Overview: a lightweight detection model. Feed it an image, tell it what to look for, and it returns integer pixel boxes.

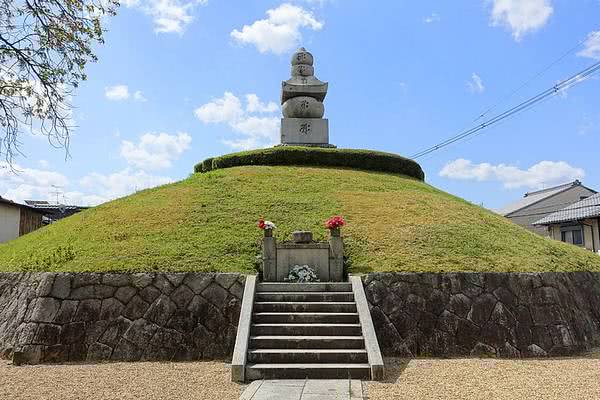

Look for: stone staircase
[244,282,371,380]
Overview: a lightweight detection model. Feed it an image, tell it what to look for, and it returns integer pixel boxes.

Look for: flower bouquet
[325,215,345,236]
[285,264,320,283]
[257,218,276,237]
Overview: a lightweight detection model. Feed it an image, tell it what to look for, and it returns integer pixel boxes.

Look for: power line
[417,35,595,164]
[411,59,600,160]
[413,60,600,159]
[415,38,591,165]
[471,37,591,124]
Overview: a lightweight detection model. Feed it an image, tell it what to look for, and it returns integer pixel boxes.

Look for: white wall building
[498,180,597,235]
[0,197,44,243]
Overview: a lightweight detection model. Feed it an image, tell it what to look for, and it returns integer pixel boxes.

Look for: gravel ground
[3,357,600,400]
[367,357,600,400]
[0,360,244,400]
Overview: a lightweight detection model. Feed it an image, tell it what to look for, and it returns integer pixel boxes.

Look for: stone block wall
[5,271,600,364]
[364,272,600,358]
[0,272,246,364]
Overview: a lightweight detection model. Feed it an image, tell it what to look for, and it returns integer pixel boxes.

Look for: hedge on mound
[194,147,425,180]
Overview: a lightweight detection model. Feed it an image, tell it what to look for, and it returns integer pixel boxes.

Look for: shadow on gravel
[382,358,410,383]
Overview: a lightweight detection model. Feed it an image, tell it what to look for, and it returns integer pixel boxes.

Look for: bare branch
[0,0,118,165]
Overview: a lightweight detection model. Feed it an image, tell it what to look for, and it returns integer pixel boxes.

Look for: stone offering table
[261,230,344,281]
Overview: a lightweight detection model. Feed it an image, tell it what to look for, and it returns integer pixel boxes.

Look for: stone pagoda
[280,47,334,147]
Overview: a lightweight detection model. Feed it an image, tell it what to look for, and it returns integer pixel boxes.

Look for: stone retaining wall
[0,272,246,364]
[4,271,600,364]
[364,272,600,357]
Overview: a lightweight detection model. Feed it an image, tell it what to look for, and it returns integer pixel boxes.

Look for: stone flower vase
[329,227,341,237]
[264,228,273,238]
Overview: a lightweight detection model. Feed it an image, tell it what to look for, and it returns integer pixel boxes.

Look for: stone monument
[280,47,334,147]
[261,229,344,282]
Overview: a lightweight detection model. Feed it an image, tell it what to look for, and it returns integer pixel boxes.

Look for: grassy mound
[1,166,599,273]
[195,147,425,180]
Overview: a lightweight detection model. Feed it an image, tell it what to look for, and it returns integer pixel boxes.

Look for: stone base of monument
[261,230,344,282]
[280,118,332,147]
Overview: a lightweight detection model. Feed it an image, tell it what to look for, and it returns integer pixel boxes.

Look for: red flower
[325,215,346,229]
[257,218,266,229]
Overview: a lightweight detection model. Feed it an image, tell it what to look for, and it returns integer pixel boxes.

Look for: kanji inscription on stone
[299,123,311,135]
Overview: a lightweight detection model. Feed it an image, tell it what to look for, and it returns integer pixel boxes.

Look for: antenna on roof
[50,185,63,205]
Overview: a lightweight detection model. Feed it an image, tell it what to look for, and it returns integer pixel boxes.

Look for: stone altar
[280,48,334,147]
[261,230,344,282]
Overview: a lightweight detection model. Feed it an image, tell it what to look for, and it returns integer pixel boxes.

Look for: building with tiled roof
[534,193,600,253]
[498,180,597,235]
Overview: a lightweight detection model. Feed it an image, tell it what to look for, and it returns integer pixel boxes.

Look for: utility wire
[415,38,591,165]
[471,37,591,124]
[411,60,600,160]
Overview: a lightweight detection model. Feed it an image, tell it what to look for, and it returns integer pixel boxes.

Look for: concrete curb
[232,275,257,382]
[350,275,384,380]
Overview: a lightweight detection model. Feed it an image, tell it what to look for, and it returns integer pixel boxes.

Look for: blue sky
[1,0,599,209]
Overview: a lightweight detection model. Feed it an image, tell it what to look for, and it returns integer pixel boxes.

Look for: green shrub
[194,147,424,180]
[200,157,214,173]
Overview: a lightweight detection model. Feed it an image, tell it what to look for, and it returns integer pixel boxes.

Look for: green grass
[1,165,599,273]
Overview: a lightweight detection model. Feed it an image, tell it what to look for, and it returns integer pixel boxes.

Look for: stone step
[252,323,362,336]
[247,349,369,364]
[249,335,365,349]
[256,282,352,293]
[254,302,357,313]
[253,312,360,324]
[245,363,371,380]
[256,291,354,302]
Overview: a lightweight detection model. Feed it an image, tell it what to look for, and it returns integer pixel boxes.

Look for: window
[573,229,583,246]
[560,226,584,247]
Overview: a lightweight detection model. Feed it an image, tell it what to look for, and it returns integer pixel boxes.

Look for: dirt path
[0,360,243,400]
[367,357,600,400]
[3,357,600,400]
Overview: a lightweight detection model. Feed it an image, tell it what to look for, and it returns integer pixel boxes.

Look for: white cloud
[0,161,76,204]
[489,0,553,41]
[440,159,585,190]
[577,115,600,136]
[105,85,147,102]
[0,161,68,189]
[79,169,173,202]
[578,31,600,60]
[423,13,440,23]
[120,132,192,170]
[467,73,485,93]
[1,162,174,206]
[194,92,245,124]
[228,116,280,149]
[230,3,323,54]
[38,160,49,169]
[302,0,331,6]
[194,92,279,150]
[134,90,147,102]
[246,94,278,113]
[105,85,130,101]
[122,0,207,34]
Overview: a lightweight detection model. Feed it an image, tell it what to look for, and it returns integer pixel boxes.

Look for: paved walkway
[240,379,364,400]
